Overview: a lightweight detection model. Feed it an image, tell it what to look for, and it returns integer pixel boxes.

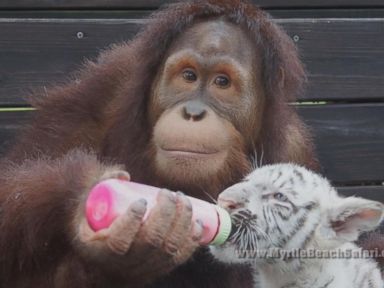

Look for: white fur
[210,163,384,288]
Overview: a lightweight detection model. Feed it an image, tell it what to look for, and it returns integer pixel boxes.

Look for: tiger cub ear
[323,197,384,242]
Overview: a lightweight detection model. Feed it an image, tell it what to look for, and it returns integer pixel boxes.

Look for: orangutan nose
[182,101,207,121]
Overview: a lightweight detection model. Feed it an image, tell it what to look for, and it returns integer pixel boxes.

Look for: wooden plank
[0,110,32,155]
[337,186,384,202]
[0,111,382,202]
[0,103,383,185]
[0,0,384,9]
[1,17,384,106]
[2,8,384,20]
[298,103,384,185]
[0,19,141,106]
[281,18,384,101]
[0,111,381,205]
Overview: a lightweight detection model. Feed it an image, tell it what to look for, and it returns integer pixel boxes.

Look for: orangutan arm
[0,150,105,284]
[0,149,202,287]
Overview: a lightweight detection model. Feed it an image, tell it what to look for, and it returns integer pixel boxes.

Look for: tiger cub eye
[273,192,288,202]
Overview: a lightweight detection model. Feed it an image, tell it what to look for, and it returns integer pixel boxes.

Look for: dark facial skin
[151,20,265,193]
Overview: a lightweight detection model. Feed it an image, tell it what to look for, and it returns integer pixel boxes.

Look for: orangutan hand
[76,170,203,285]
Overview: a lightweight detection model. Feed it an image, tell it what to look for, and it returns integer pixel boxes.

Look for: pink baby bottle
[85,179,232,245]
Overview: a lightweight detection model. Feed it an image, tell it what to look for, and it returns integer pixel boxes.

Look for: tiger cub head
[211,163,383,264]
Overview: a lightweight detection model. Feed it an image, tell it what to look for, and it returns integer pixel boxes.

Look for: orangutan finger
[162,192,193,255]
[173,219,204,264]
[140,189,178,247]
[127,213,202,277]
[106,199,147,255]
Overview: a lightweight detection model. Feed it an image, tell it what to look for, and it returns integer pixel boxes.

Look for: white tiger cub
[210,163,384,288]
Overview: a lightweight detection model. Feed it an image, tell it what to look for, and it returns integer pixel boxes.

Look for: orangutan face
[150,20,265,189]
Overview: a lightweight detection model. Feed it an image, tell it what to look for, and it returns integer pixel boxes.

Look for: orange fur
[0,1,330,287]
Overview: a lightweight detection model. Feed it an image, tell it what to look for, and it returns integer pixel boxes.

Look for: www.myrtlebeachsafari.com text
[236,248,384,259]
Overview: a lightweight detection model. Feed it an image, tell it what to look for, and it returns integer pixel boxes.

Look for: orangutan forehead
[167,19,258,65]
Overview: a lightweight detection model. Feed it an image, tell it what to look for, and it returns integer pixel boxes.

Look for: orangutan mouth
[159,146,220,157]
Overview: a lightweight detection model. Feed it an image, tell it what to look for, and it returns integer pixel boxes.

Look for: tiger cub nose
[217,188,248,211]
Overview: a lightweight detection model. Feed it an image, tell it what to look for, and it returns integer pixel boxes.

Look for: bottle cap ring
[210,206,232,245]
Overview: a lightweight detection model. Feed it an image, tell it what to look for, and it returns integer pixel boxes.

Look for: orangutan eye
[214,75,230,88]
[182,69,197,82]
[273,192,288,202]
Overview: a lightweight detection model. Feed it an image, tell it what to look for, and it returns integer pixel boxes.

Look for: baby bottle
[85,179,232,245]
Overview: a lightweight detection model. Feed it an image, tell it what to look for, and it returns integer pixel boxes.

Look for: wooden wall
[0,0,383,200]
